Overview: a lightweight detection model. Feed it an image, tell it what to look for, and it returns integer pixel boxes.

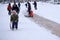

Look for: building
[0,0,60,4]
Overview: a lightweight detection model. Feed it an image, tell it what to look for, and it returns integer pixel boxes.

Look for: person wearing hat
[12,2,19,14]
[7,3,12,15]
[10,10,19,30]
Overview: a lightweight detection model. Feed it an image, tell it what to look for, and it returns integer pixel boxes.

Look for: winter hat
[12,10,16,14]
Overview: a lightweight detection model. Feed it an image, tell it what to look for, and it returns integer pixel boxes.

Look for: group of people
[7,2,20,15]
[7,2,20,30]
[7,1,37,30]
[25,1,37,17]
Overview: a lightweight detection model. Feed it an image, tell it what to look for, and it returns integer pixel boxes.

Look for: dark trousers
[34,6,37,10]
[12,22,18,29]
[8,10,11,15]
[28,10,31,16]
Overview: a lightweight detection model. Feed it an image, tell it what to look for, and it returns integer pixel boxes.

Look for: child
[10,10,19,30]
[7,3,12,15]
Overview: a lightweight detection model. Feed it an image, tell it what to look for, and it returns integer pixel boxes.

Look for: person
[27,2,31,16]
[7,3,12,15]
[12,2,19,14]
[33,1,37,10]
[10,10,19,30]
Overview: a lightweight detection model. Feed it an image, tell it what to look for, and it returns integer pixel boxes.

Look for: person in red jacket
[7,3,12,15]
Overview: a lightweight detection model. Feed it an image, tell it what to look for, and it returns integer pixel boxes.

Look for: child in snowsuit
[7,3,12,15]
[10,10,19,30]
[33,1,37,10]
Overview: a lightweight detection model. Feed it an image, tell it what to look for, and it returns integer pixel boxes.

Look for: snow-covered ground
[31,2,60,24]
[0,2,60,40]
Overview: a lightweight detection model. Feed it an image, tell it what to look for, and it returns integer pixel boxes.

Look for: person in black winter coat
[12,2,19,14]
[33,1,37,10]
[27,2,31,16]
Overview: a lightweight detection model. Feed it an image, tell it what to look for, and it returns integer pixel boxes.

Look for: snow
[0,2,60,40]
[31,2,60,24]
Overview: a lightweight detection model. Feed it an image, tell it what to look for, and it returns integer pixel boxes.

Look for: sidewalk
[28,14,60,37]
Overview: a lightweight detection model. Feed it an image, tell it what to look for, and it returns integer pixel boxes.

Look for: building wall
[0,0,58,2]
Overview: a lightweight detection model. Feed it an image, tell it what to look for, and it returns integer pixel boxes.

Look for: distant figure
[10,10,19,30]
[33,1,37,10]
[25,2,34,17]
[7,3,12,15]
[12,2,19,14]
[27,2,31,16]
[18,2,21,8]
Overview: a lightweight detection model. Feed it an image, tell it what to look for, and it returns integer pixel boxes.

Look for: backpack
[30,11,34,17]
[7,5,12,11]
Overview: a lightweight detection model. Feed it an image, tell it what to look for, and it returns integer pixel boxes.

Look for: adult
[12,2,19,14]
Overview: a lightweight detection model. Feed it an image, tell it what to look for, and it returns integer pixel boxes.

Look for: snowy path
[0,3,60,40]
[28,14,60,37]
